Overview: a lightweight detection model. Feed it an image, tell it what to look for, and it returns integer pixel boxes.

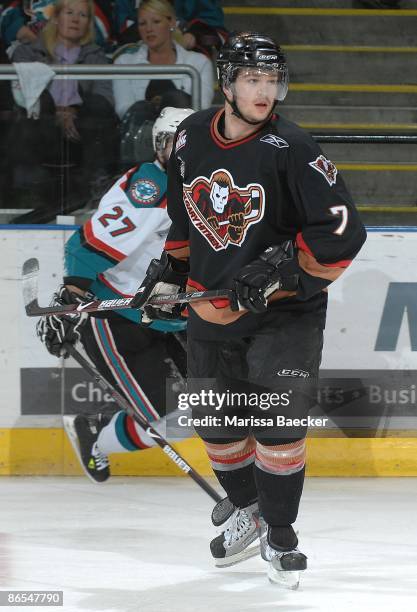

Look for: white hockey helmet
[152,106,195,152]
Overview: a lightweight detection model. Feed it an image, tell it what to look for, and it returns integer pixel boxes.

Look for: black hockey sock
[213,463,258,509]
[254,465,305,525]
[268,525,298,551]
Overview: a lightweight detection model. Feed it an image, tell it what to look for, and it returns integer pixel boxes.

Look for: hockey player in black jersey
[133,33,367,587]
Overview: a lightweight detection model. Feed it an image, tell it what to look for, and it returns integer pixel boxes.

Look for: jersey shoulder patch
[125,162,167,208]
[309,155,338,186]
[129,177,161,206]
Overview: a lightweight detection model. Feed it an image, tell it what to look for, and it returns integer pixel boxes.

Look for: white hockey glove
[36,286,90,358]
[131,252,189,324]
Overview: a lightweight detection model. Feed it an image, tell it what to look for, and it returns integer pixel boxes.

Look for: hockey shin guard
[254,438,306,525]
[204,437,258,507]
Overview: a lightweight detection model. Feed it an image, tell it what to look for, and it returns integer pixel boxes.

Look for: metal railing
[0,63,415,223]
[313,134,417,144]
[0,64,202,110]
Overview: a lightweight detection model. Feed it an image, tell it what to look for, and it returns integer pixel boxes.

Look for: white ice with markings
[0,477,416,612]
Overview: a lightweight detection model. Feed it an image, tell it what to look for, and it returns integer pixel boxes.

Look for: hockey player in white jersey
[37,107,194,483]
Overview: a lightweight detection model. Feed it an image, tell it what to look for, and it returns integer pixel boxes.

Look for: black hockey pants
[80,314,186,422]
[187,310,324,525]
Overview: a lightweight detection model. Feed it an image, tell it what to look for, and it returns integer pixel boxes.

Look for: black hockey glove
[36,286,90,358]
[131,252,189,323]
[233,241,298,313]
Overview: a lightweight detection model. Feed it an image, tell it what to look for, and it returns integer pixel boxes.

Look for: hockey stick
[218,208,260,226]
[21,260,221,502]
[22,258,234,317]
[64,344,221,502]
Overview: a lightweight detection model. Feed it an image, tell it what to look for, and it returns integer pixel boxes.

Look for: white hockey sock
[97,410,177,454]
[97,412,129,454]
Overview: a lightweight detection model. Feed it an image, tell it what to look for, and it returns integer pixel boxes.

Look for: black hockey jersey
[165,108,366,339]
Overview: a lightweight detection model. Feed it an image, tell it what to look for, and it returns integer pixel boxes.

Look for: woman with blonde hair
[9,0,119,213]
[41,0,96,53]
[114,0,228,58]
[113,0,214,120]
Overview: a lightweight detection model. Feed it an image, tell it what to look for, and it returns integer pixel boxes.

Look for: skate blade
[267,565,301,590]
[214,541,260,567]
[63,415,103,485]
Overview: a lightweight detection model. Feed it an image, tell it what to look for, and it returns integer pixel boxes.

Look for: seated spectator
[113,0,214,121]
[113,0,138,44]
[175,0,228,58]
[114,0,228,57]
[0,0,54,48]
[0,0,113,51]
[8,0,119,210]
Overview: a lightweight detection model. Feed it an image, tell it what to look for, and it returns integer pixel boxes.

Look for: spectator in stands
[0,0,113,52]
[175,0,228,58]
[114,0,227,58]
[113,0,139,44]
[8,0,119,209]
[113,0,214,121]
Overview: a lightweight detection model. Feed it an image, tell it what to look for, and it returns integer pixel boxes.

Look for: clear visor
[223,65,289,102]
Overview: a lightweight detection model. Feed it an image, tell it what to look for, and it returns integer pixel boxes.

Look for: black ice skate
[260,521,307,589]
[210,501,261,567]
[64,414,110,483]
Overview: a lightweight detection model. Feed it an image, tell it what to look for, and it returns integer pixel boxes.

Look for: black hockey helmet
[216,32,288,102]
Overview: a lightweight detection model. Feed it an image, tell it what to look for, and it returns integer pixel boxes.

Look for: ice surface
[0,477,416,612]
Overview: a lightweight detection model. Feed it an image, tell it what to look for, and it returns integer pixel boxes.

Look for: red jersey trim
[187,278,205,291]
[210,109,268,150]
[126,415,148,449]
[119,166,139,191]
[188,277,230,309]
[296,233,314,257]
[296,232,352,269]
[165,239,190,250]
[83,219,125,262]
[98,273,133,298]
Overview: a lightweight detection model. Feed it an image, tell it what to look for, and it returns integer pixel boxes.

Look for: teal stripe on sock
[95,319,155,422]
[114,412,138,452]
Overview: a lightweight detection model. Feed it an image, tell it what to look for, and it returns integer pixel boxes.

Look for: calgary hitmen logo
[309,155,338,186]
[183,169,265,251]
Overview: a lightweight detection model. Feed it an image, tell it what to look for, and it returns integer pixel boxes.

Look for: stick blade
[22,257,39,277]
[22,258,40,312]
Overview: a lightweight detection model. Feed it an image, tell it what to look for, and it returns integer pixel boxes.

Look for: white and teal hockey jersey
[65,160,185,332]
